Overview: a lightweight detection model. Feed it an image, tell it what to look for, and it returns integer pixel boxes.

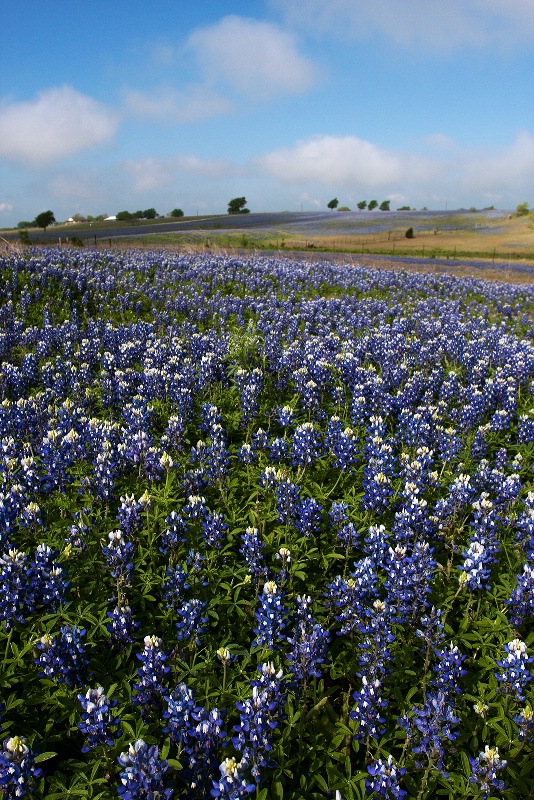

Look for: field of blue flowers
[0,247,533,800]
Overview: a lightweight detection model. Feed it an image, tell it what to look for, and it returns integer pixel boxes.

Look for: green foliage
[34,210,55,230]
[68,236,84,247]
[367,200,378,210]
[337,206,351,212]
[379,200,391,211]
[228,197,250,214]
[169,208,184,218]
[18,229,31,245]
[116,210,133,221]
[397,205,411,211]
[405,226,414,238]
[357,201,367,210]
[327,198,339,210]
[17,220,33,229]
[516,202,529,216]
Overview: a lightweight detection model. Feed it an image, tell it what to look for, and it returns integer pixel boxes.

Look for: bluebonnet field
[0,247,533,800]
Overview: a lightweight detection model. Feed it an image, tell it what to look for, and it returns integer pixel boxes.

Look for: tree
[116,211,133,221]
[337,206,351,211]
[357,201,367,210]
[170,208,184,218]
[143,208,157,219]
[379,200,390,211]
[397,206,411,211]
[327,198,339,210]
[516,202,529,216]
[19,229,31,245]
[368,200,378,211]
[34,210,55,231]
[405,227,414,239]
[17,220,33,229]
[228,197,250,214]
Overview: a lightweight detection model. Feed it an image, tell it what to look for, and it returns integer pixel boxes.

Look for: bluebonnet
[107,603,140,646]
[253,581,286,649]
[35,625,89,687]
[350,676,388,742]
[286,595,330,690]
[163,681,226,797]
[232,686,279,783]
[28,543,69,612]
[268,437,288,464]
[290,422,321,467]
[116,494,143,536]
[295,497,323,539]
[399,643,465,777]
[211,757,255,799]
[276,405,294,428]
[133,635,170,717]
[117,740,173,800]
[162,564,190,612]
[468,745,507,800]
[240,527,266,580]
[275,478,300,527]
[366,754,406,799]
[0,736,42,800]
[384,541,436,625]
[183,495,207,521]
[159,511,187,556]
[78,686,121,752]
[495,638,533,701]
[176,599,209,647]
[162,681,197,744]
[102,530,135,585]
[0,549,29,629]
[258,466,278,489]
[236,443,257,465]
[514,704,534,742]
[507,563,534,628]
[329,501,349,527]
[202,512,228,548]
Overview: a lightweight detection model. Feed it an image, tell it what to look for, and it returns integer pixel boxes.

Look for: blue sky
[2,0,534,226]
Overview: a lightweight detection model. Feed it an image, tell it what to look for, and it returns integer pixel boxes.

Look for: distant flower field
[0,247,533,799]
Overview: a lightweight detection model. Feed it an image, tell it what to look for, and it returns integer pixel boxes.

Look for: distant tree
[95,214,107,221]
[379,200,391,211]
[17,220,33,229]
[34,210,56,231]
[132,210,144,219]
[143,208,158,219]
[516,202,529,216]
[18,229,31,245]
[170,208,184,218]
[116,211,133,221]
[357,201,367,210]
[327,198,339,210]
[368,200,378,211]
[228,197,250,214]
[468,207,477,212]
[337,206,351,211]
[397,206,411,211]
[405,227,414,239]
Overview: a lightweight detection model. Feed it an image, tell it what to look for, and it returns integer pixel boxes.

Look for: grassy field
[107,210,534,263]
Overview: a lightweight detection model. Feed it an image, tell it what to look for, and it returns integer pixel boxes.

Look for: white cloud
[186,15,316,98]
[124,155,239,192]
[0,202,13,213]
[462,130,534,193]
[123,84,233,123]
[273,0,534,50]
[257,135,438,187]
[0,86,119,166]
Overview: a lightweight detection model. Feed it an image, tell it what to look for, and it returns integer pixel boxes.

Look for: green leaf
[34,751,58,763]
